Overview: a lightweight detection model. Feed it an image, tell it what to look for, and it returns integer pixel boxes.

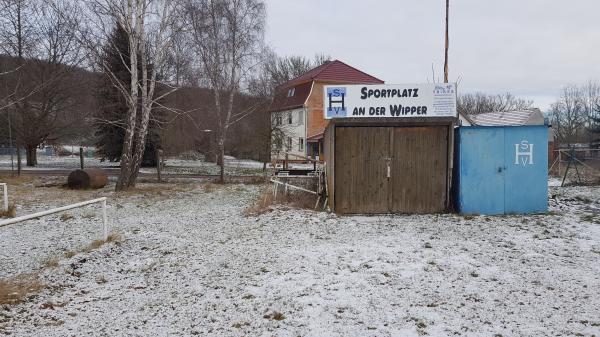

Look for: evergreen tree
[95,24,161,166]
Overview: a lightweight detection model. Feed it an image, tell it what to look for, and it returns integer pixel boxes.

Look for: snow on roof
[470,109,544,126]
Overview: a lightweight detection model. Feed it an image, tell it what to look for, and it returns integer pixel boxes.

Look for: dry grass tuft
[0,204,17,218]
[0,174,34,185]
[202,182,230,193]
[117,183,193,197]
[60,212,74,221]
[44,257,60,268]
[244,187,319,216]
[0,274,44,305]
[62,233,123,259]
[244,176,267,185]
[244,187,275,216]
[203,183,217,193]
[64,251,76,258]
[83,233,122,252]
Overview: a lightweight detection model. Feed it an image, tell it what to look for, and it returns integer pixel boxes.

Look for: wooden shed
[324,117,456,214]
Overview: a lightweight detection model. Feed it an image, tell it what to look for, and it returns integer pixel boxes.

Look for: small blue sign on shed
[454,126,548,215]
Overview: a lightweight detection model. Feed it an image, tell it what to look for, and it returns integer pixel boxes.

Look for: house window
[286,137,292,150]
[287,112,293,124]
[275,114,282,126]
[274,137,282,150]
[287,88,295,97]
[298,138,304,151]
[298,110,304,125]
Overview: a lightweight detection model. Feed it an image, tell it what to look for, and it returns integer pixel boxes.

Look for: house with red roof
[268,60,384,160]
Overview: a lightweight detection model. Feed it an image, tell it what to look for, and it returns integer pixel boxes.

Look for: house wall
[305,81,329,138]
[271,107,307,160]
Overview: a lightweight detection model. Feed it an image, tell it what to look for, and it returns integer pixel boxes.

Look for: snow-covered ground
[0,178,599,336]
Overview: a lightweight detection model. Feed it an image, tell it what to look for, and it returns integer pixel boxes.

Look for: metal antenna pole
[444,0,450,83]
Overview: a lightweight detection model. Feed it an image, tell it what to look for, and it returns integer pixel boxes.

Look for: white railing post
[0,183,7,212]
[0,197,109,241]
[102,198,108,241]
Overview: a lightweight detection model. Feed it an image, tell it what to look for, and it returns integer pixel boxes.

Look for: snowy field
[0,177,599,336]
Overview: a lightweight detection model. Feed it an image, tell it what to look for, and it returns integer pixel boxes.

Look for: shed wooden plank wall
[390,126,447,213]
[324,118,455,214]
[335,127,390,213]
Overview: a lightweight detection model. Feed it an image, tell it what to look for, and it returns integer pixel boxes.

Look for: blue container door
[459,128,505,215]
[503,126,548,214]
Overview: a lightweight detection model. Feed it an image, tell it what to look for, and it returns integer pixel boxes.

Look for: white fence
[0,197,109,241]
[0,183,7,212]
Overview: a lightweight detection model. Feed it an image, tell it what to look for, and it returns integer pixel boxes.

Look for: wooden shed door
[390,126,448,213]
[335,127,390,213]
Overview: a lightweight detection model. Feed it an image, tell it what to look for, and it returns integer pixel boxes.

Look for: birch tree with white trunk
[81,0,182,190]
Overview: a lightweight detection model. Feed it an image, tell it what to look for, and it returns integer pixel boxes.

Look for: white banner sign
[323,83,457,119]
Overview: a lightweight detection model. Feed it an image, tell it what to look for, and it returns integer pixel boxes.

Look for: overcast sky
[264,0,600,111]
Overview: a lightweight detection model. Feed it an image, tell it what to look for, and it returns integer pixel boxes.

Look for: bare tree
[580,80,600,141]
[80,0,182,190]
[457,92,534,116]
[186,0,266,183]
[248,50,330,98]
[0,0,88,166]
[550,85,585,145]
[0,0,36,172]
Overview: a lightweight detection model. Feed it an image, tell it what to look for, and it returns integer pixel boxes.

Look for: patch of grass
[245,185,320,216]
[0,204,16,218]
[43,257,60,268]
[60,213,74,221]
[202,183,219,193]
[0,174,34,185]
[63,233,122,259]
[574,195,593,204]
[263,311,285,321]
[83,233,122,252]
[0,274,44,305]
[244,176,267,185]
[244,187,275,216]
[116,183,193,197]
[580,214,600,224]
[232,321,250,329]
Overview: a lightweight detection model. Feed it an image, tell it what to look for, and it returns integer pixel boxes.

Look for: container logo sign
[326,87,347,118]
[515,140,534,165]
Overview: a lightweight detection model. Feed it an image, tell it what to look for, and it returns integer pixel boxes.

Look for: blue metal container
[455,126,548,215]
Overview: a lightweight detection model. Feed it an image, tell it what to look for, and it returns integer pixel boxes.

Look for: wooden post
[156,149,162,183]
[16,142,21,176]
[79,147,84,169]
[558,150,562,176]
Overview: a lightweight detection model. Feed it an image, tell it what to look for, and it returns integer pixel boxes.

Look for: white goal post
[0,183,7,212]
[0,197,109,241]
